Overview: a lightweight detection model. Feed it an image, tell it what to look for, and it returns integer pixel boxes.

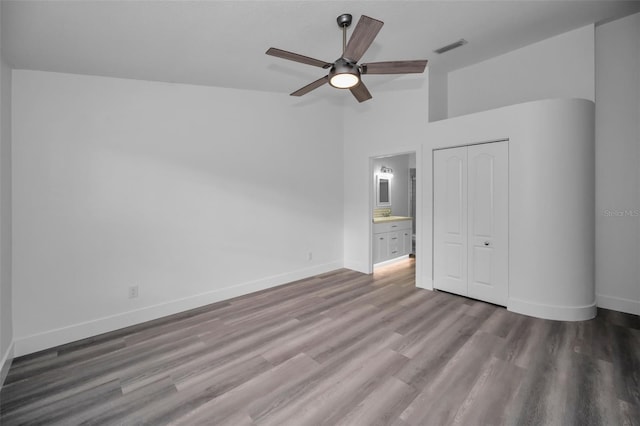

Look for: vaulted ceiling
[3,1,639,96]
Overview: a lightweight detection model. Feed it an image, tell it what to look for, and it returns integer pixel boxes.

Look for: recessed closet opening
[432,140,509,306]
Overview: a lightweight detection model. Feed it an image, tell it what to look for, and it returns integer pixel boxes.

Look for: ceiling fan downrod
[336,13,352,55]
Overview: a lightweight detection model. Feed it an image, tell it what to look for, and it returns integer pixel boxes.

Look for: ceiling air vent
[434,39,468,54]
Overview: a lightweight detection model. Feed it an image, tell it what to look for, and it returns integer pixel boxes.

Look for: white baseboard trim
[508,297,597,321]
[343,259,370,274]
[1,340,14,388]
[14,260,343,357]
[596,293,640,316]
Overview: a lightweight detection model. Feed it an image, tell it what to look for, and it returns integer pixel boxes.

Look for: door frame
[423,138,509,291]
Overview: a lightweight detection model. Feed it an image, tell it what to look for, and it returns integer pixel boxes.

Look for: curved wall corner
[422,98,596,321]
[507,99,596,321]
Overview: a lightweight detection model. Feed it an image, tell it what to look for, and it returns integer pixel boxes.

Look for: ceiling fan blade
[266,48,332,68]
[350,81,372,103]
[362,60,428,75]
[290,76,329,96]
[343,15,384,63]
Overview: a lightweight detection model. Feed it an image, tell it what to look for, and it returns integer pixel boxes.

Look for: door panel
[471,154,494,238]
[467,142,509,306]
[445,243,465,279]
[445,158,465,236]
[433,147,467,296]
[471,246,492,285]
[374,234,388,264]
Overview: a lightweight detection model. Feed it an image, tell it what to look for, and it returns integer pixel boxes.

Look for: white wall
[428,68,447,122]
[448,25,595,118]
[12,70,344,355]
[0,2,14,384]
[343,74,428,277]
[595,13,640,315]
[373,154,413,218]
[423,99,596,321]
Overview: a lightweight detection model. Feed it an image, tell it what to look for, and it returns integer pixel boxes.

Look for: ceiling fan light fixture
[329,58,360,89]
[330,73,359,89]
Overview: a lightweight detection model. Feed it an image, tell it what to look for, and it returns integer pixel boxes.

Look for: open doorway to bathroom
[371,152,417,276]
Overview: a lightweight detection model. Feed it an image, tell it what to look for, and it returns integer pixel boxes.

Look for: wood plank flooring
[1,259,639,425]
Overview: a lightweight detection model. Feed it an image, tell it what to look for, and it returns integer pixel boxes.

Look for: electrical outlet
[307,252,313,261]
[128,285,139,299]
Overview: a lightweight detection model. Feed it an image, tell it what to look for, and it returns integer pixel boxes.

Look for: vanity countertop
[373,216,412,223]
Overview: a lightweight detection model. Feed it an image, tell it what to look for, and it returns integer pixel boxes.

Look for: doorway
[371,152,417,274]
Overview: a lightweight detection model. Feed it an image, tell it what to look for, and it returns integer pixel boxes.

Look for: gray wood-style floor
[1,259,639,425]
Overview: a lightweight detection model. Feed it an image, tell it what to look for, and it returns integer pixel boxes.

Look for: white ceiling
[3,0,639,96]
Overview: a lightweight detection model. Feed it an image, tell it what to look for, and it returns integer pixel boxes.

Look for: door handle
[484,241,490,246]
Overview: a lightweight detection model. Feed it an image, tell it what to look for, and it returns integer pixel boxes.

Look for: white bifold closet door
[433,141,508,306]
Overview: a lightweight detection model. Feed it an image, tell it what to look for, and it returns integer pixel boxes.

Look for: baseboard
[596,293,640,316]
[343,259,371,274]
[14,260,343,357]
[1,341,14,388]
[508,297,597,321]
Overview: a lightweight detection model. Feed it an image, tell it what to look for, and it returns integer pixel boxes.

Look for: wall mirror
[376,175,392,207]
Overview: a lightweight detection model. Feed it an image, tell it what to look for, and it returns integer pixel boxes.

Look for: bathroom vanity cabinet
[373,219,412,264]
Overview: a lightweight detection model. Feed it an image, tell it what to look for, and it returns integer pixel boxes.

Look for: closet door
[467,142,509,306]
[433,141,509,306]
[433,146,468,296]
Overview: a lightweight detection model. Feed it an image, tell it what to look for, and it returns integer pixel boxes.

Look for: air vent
[434,39,468,55]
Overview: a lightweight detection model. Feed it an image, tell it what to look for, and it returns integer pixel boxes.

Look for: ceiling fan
[266,13,428,103]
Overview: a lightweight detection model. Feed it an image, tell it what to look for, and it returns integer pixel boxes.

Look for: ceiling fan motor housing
[328,58,360,88]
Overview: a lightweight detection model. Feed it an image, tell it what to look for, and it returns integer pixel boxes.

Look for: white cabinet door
[373,233,388,264]
[467,142,509,306]
[433,142,508,306]
[433,146,468,296]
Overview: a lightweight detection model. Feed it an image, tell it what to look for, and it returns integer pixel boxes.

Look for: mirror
[376,175,391,207]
